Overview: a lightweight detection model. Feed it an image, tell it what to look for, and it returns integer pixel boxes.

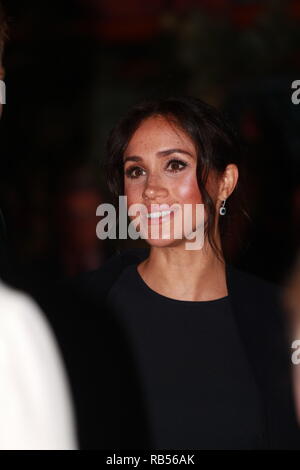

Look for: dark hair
[105,96,249,261]
[0,1,8,60]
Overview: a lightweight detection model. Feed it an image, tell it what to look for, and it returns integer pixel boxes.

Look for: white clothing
[0,281,77,449]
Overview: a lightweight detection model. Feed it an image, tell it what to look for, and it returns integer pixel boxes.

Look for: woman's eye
[125,166,145,179]
[166,159,187,173]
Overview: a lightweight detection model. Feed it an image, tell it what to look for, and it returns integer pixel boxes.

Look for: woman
[57,97,300,449]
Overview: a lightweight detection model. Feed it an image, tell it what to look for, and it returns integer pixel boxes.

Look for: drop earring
[219,199,226,216]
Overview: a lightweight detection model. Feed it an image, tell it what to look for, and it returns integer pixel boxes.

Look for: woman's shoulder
[227,264,280,297]
[76,248,148,291]
[226,264,288,335]
[57,248,149,308]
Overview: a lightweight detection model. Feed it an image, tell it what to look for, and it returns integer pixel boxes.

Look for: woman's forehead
[124,115,196,157]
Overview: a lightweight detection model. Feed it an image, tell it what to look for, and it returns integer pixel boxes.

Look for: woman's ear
[218,164,239,201]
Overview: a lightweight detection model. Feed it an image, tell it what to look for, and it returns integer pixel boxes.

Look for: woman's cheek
[175,173,202,203]
[124,182,143,208]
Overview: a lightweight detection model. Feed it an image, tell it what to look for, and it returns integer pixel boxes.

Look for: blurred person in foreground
[0,4,76,449]
[284,253,300,425]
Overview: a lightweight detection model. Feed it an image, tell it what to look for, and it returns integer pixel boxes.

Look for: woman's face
[123,115,209,248]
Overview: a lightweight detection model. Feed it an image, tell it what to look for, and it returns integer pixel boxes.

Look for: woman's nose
[142,175,168,201]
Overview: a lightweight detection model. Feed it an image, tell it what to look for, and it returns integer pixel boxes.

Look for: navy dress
[107,263,266,449]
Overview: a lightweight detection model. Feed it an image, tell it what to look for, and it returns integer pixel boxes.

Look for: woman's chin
[143,236,184,249]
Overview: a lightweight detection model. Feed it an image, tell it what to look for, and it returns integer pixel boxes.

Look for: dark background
[0,0,300,301]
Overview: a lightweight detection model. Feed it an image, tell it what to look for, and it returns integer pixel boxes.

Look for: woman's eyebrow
[123,148,194,164]
[123,155,142,164]
[156,148,194,158]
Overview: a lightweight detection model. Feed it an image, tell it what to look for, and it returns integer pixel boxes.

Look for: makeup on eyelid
[124,158,188,179]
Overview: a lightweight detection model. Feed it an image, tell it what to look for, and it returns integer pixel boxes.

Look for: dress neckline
[133,263,229,306]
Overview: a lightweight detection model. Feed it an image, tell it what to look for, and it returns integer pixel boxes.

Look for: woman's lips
[143,205,180,226]
[146,209,174,225]
[128,203,181,228]
[147,210,171,219]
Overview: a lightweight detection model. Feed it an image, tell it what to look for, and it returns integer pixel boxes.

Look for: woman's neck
[137,240,228,302]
